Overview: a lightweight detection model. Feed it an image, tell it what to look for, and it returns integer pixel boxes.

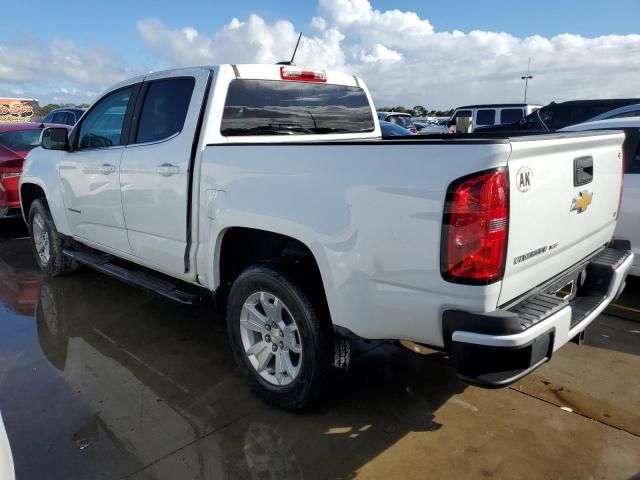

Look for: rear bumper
[443,243,634,387]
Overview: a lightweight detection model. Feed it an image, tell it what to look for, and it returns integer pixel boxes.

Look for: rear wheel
[226,263,333,410]
[28,199,78,276]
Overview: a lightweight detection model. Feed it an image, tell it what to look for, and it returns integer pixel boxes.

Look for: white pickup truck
[20,64,633,409]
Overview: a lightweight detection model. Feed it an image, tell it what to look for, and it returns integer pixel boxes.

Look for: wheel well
[218,227,330,320]
[20,183,46,217]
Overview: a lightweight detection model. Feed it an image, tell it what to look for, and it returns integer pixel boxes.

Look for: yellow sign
[571,190,593,214]
[0,98,37,124]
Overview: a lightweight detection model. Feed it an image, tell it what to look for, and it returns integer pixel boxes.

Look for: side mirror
[518,118,527,128]
[447,120,455,127]
[42,127,69,151]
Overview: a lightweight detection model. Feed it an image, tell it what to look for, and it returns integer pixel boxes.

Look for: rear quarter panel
[197,141,511,346]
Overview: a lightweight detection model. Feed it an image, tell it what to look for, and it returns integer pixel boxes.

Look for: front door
[120,69,210,276]
[59,85,136,253]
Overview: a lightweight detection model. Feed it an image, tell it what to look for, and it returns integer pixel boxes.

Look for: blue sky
[2,0,639,107]
[2,0,637,64]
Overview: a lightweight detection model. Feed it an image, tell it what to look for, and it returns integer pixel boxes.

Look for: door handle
[98,164,116,175]
[156,163,180,177]
[574,156,594,186]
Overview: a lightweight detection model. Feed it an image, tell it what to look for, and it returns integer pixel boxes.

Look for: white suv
[447,104,541,132]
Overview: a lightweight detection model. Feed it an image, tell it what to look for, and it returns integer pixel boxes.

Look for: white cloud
[310,16,327,32]
[0,38,133,105]
[134,1,640,109]
[2,0,640,109]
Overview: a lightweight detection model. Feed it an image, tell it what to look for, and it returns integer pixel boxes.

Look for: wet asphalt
[0,218,639,480]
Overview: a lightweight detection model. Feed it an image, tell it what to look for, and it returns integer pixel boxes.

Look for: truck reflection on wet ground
[0,219,639,480]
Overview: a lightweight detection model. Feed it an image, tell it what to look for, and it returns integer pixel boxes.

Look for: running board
[63,249,200,305]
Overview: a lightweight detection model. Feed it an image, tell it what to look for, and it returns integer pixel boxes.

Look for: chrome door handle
[99,164,116,175]
[156,163,180,177]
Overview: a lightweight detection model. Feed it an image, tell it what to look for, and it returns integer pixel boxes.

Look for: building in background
[0,99,39,124]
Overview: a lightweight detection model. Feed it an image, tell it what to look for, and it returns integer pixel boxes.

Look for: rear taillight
[0,159,23,180]
[441,169,509,284]
[0,172,20,179]
[617,150,624,219]
[280,66,327,82]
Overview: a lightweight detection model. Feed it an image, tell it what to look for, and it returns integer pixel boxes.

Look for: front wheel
[28,199,78,276]
[226,263,333,410]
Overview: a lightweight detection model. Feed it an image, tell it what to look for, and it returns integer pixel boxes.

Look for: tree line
[377,106,454,117]
[32,103,90,119]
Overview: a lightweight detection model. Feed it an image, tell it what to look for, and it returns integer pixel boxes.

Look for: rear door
[119,68,211,277]
[499,132,625,304]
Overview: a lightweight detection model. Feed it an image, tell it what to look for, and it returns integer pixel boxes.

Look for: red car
[0,122,70,218]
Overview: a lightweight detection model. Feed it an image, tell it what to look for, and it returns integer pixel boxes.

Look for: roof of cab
[455,103,542,109]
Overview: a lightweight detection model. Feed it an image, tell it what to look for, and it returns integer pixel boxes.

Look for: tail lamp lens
[441,169,509,284]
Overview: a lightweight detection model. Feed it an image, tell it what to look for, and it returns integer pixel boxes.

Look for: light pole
[521,57,533,103]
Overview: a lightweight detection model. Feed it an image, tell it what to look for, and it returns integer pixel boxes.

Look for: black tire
[226,262,333,410]
[28,198,78,276]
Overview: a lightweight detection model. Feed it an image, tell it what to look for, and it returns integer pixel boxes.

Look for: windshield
[0,129,42,152]
[221,79,375,136]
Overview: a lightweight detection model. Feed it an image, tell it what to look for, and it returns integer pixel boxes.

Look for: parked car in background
[42,108,85,126]
[478,99,640,134]
[582,104,640,123]
[445,104,541,133]
[414,121,447,134]
[0,123,70,218]
[561,117,640,276]
[377,112,417,133]
[380,120,414,136]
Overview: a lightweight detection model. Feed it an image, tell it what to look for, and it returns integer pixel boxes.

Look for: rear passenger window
[136,78,195,144]
[500,108,524,124]
[476,109,495,126]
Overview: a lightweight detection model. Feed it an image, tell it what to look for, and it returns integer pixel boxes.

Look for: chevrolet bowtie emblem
[571,190,593,214]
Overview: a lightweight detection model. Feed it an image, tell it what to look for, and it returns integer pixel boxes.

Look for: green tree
[412,105,426,117]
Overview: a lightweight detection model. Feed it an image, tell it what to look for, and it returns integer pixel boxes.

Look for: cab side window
[451,110,471,122]
[135,78,195,144]
[500,108,524,124]
[77,87,133,150]
[476,109,495,126]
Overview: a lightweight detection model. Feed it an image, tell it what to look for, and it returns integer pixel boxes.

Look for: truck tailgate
[499,131,625,305]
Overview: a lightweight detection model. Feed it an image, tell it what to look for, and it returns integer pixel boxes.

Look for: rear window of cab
[221,79,375,136]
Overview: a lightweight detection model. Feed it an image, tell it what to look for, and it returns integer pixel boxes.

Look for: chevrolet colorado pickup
[20,64,633,409]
